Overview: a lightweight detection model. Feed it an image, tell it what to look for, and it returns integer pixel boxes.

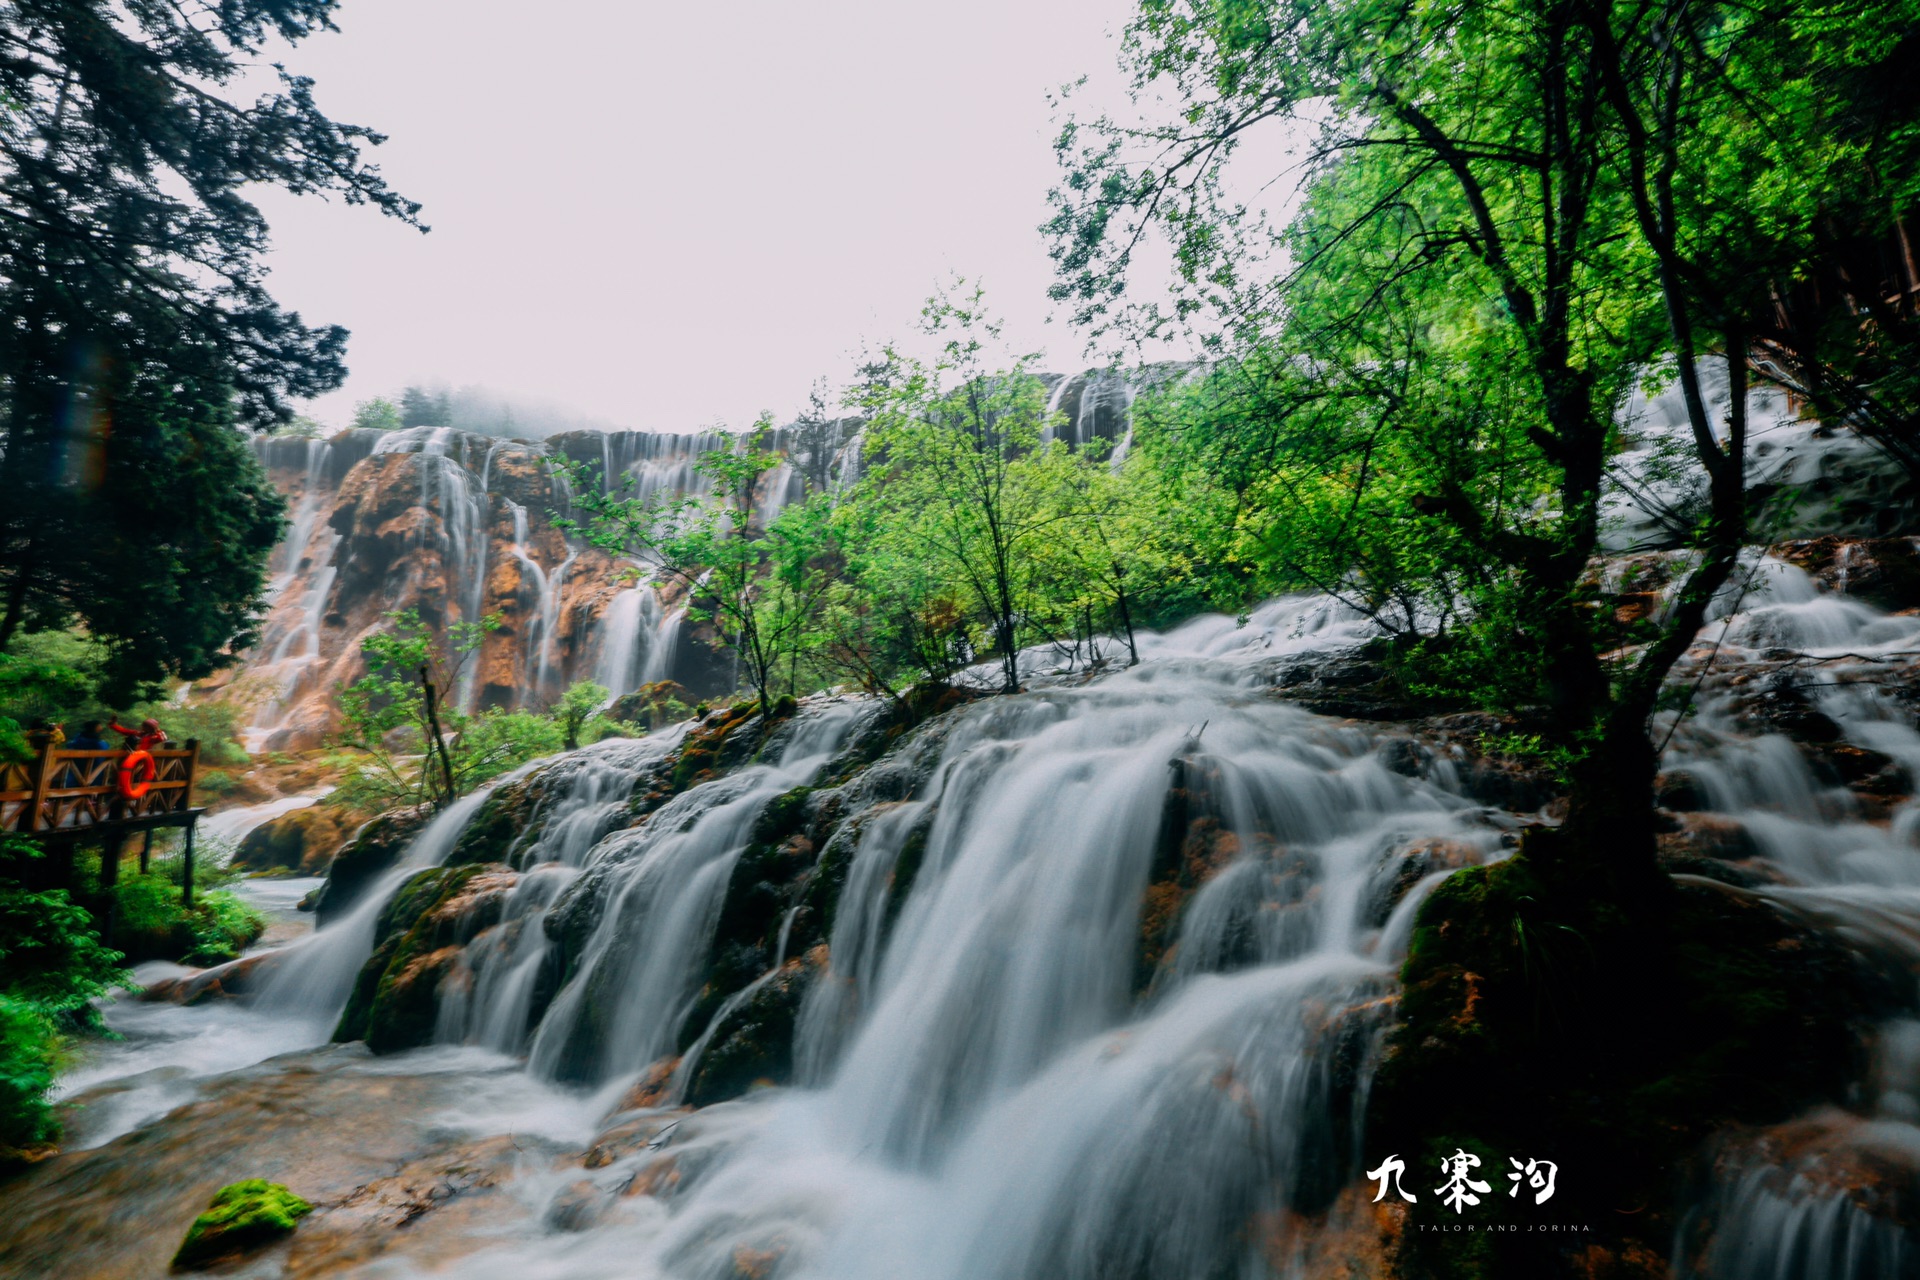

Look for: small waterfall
[590,578,670,701]
[433,735,686,1054]
[526,705,867,1082]
[251,788,491,1026]
[1663,561,1920,1275]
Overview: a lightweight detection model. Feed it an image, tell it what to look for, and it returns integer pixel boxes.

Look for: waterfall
[1659,559,1920,1276]
[243,436,343,750]
[432,734,687,1054]
[317,613,1505,1280]
[525,705,869,1082]
[251,788,494,1026]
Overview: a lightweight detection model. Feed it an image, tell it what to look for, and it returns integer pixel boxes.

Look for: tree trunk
[420,666,457,806]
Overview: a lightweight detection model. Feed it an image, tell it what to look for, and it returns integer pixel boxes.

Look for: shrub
[111,875,264,966]
[0,998,61,1159]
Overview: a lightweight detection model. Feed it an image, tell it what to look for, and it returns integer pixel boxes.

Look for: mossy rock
[310,806,433,926]
[685,951,822,1107]
[449,774,540,867]
[333,863,515,1051]
[1370,843,1898,1280]
[171,1179,312,1271]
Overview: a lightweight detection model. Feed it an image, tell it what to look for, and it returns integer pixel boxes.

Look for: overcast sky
[252,0,1154,433]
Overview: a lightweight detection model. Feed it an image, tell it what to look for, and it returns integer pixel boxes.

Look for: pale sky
[252,0,1154,434]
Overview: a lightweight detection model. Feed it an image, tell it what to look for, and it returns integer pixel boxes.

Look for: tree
[841,286,1066,694]
[1042,0,1920,879]
[351,397,404,432]
[568,431,834,714]
[552,680,610,751]
[0,0,420,697]
[336,610,500,809]
[399,386,451,428]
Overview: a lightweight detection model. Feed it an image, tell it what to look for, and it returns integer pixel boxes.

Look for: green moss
[171,1179,311,1270]
[449,776,537,867]
[332,865,486,1046]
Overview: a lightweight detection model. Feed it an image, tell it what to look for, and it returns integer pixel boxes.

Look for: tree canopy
[0,0,419,697]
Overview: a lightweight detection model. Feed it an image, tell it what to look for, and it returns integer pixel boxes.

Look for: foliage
[0,833,129,1160]
[0,998,61,1156]
[0,884,128,1009]
[110,875,265,968]
[568,429,836,712]
[334,616,621,806]
[335,609,499,808]
[0,0,418,694]
[553,680,610,751]
[352,397,404,432]
[1043,0,1920,868]
[172,1180,314,1270]
[400,386,451,428]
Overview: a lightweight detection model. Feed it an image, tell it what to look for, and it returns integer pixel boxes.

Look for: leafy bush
[0,883,128,1007]
[0,998,61,1157]
[110,875,264,967]
[194,769,239,796]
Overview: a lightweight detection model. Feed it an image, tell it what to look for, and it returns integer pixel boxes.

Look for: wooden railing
[0,741,200,836]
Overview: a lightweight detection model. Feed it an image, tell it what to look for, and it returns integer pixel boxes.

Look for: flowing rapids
[50,572,1920,1277]
[1661,559,1920,1280]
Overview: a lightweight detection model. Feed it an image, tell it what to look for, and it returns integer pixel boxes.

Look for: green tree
[1043,0,1920,878]
[553,680,610,751]
[568,429,834,713]
[336,610,499,809]
[841,286,1066,694]
[0,0,420,697]
[351,397,404,432]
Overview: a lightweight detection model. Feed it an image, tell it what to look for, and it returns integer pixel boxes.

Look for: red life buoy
[117,750,155,800]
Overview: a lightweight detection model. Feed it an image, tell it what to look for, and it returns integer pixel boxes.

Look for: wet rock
[1658,812,1763,863]
[310,806,433,927]
[1656,769,1706,811]
[448,770,544,867]
[139,950,284,1005]
[171,1178,312,1271]
[332,864,518,1051]
[0,1045,550,1280]
[232,804,360,874]
[684,947,827,1107]
[1136,752,1250,989]
[1362,836,1484,928]
[544,1178,614,1232]
[1778,536,1920,611]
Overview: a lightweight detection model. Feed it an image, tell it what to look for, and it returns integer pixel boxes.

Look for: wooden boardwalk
[1,741,206,915]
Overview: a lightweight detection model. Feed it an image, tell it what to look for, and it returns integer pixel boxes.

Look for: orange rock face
[226,427,735,749]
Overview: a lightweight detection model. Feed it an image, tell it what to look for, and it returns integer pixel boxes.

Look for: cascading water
[1656,558,1920,1277]
[525,704,870,1083]
[293,601,1516,1280]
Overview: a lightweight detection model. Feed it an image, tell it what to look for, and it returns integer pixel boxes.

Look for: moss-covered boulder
[685,946,825,1107]
[310,806,433,926]
[230,804,360,874]
[170,1179,312,1271]
[1369,846,1897,1280]
[332,863,518,1052]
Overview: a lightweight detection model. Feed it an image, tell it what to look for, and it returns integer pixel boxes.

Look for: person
[68,721,109,751]
[24,719,65,752]
[110,716,169,752]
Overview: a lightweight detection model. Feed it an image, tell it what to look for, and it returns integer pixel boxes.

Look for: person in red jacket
[110,717,169,752]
